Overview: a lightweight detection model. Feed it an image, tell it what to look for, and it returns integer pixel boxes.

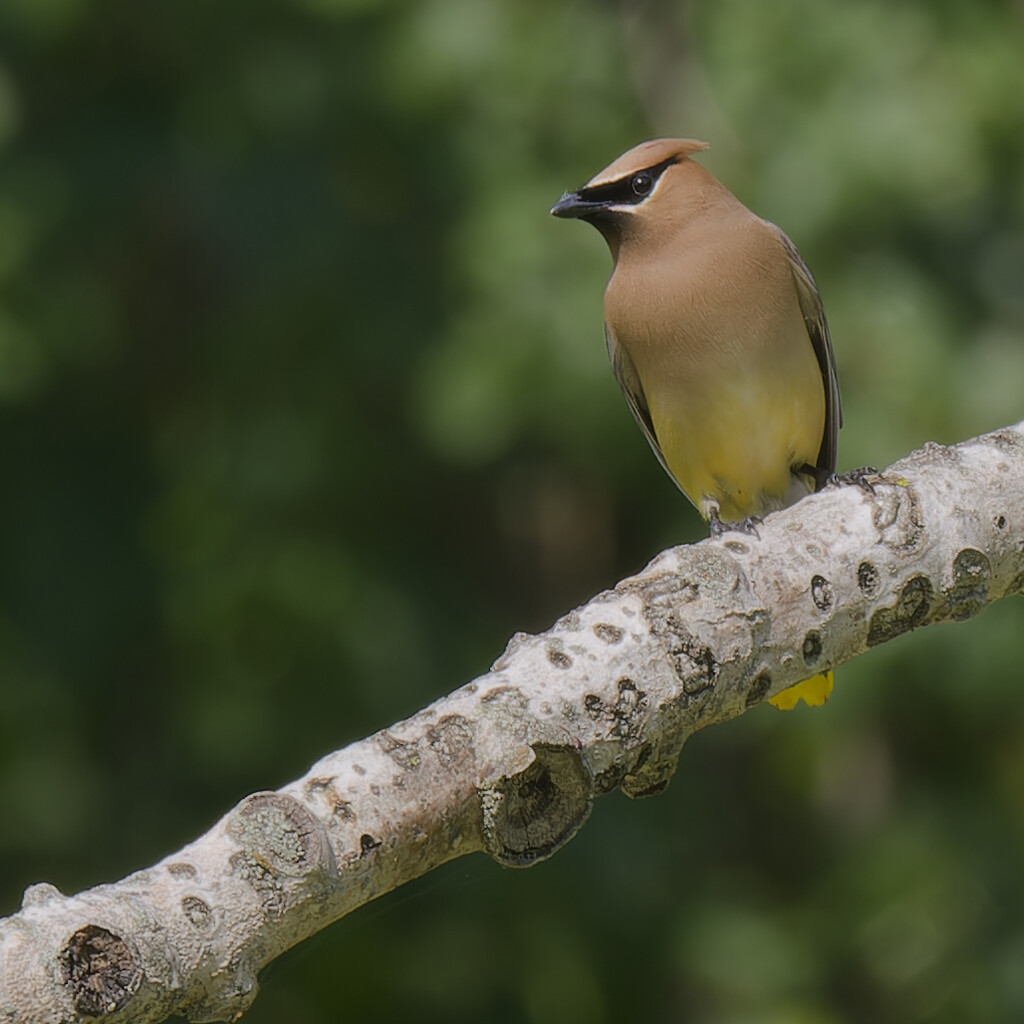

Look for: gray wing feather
[605,324,699,512]
[773,227,842,477]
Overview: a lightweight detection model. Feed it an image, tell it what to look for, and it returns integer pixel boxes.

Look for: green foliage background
[1,1,1024,1021]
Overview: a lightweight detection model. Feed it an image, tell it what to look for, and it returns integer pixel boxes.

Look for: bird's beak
[550,191,606,219]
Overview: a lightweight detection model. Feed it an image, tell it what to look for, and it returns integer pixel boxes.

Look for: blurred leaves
[0,0,1022,1021]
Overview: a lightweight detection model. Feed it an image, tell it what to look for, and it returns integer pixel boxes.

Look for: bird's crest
[585,138,709,189]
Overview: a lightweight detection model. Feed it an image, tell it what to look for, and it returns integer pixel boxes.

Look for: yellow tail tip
[767,670,834,711]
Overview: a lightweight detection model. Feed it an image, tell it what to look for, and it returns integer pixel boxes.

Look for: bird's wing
[774,226,843,477]
[605,323,699,512]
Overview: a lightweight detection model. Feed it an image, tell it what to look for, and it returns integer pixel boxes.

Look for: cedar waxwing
[552,139,841,709]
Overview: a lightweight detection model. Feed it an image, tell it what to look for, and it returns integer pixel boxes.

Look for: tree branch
[2,422,1023,1024]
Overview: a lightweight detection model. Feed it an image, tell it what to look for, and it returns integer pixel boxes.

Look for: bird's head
[550,138,711,258]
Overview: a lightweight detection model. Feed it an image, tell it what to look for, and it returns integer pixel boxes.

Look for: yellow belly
[645,337,826,522]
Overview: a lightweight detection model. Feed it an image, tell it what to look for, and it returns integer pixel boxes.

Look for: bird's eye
[631,171,653,197]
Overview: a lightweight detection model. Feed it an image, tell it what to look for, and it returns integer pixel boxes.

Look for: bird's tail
[768,670,833,710]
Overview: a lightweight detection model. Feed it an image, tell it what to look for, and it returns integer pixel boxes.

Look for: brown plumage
[551,138,841,526]
[552,138,841,708]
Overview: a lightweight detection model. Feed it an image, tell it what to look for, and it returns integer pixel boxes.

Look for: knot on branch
[479,743,593,867]
[228,792,337,916]
[59,924,142,1017]
[867,574,934,646]
[946,548,991,620]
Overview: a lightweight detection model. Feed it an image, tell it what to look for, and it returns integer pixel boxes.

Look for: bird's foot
[827,466,879,495]
[709,512,763,539]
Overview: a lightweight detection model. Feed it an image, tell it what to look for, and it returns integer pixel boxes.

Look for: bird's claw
[827,466,879,495]
[709,513,763,539]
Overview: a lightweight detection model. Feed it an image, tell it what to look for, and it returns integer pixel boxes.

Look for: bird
[551,138,841,710]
